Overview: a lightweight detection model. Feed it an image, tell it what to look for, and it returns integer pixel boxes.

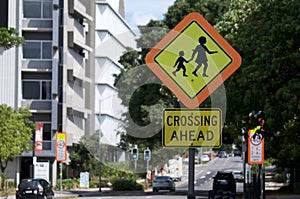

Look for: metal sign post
[145,12,241,199]
[188,148,195,199]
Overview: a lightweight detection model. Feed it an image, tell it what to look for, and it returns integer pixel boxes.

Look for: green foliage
[0,104,34,175]
[55,178,79,190]
[273,173,284,183]
[0,28,24,50]
[115,0,300,182]
[69,132,110,177]
[111,179,144,191]
[89,179,108,188]
[220,0,300,173]
[164,0,228,28]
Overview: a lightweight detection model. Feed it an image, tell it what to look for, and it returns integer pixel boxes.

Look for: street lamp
[98,99,102,192]
[97,95,115,192]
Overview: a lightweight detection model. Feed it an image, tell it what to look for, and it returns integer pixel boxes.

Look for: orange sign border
[56,132,67,162]
[248,130,264,164]
[145,12,242,108]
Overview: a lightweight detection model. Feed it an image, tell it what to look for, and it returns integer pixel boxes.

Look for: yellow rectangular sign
[163,108,222,147]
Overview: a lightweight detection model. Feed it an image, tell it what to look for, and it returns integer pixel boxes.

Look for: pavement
[1,187,300,199]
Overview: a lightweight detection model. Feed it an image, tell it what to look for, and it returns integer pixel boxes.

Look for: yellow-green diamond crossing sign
[146,12,242,108]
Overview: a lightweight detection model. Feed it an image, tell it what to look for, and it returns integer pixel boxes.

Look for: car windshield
[233,171,242,175]
[216,173,233,179]
[155,176,171,181]
[19,180,39,189]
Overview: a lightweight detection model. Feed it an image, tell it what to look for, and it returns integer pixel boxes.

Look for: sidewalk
[2,188,300,198]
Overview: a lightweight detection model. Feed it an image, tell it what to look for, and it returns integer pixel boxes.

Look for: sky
[124,0,176,30]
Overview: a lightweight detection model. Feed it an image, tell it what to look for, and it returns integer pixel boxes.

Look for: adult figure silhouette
[189,36,217,77]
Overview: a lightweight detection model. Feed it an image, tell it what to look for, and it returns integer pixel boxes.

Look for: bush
[55,178,79,190]
[89,179,108,188]
[112,179,143,191]
[273,173,284,183]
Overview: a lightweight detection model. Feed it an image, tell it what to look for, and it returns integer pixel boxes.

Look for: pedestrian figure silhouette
[189,36,217,77]
[172,51,189,77]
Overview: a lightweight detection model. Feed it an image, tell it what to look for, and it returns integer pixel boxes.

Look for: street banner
[35,123,44,153]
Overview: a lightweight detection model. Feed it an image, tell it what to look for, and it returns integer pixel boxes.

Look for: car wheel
[153,188,157,192]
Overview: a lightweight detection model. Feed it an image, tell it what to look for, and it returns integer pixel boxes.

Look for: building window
[23,0,53,19]
[43,123,51,140]
[22,80,52,100]
[0,0,8,27]
[42,123,52,150]
[23,41,52,59]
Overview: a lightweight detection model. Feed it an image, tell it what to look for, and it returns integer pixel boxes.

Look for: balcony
[22,19,52,31]
[22,59,52,70]
[68,0,92,21]
[21,100,52,112]
[68,19,92,52]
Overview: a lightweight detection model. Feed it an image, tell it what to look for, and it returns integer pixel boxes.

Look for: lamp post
[242,127,247,199]
[98,99,102,192]
[97,95,113,192]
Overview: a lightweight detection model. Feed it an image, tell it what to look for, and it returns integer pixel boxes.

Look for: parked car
[152,176,175,192]
[233,149,242,157]
[213,171,236,195]
[16,178,54,199]
[218,151,227,158]
[233,171,244,182]
[201,155,210,162]
[202,151,212,160]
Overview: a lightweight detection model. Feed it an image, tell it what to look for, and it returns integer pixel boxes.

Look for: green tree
[217,0,300,185]
[69,132,108,177]
[69,140,98,177]
[0,104,34,188]
[0,28,24,50]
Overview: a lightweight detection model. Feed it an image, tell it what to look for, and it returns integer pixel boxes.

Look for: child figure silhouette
[172,51,189,77]
[189,36,217,77]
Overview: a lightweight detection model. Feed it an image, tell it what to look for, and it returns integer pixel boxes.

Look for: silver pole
[187,148,195,199]
[98,100,102,192]
[60,162,62,194]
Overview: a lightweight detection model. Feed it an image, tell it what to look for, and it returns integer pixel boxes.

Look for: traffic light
[144,149,151,161]
[248,111,265,136]
[131,148,138,160]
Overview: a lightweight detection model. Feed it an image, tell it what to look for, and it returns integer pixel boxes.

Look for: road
[52,157,243,199]
[76,196,204,199]
[176,155,243,193]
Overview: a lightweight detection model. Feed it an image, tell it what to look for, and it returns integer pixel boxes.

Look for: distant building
[0,0,135,186]
[94,0,136,162]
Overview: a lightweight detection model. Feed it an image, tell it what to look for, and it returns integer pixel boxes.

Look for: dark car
[152,176,175,192]
[213,171,236,196]
[16,179,55,199]
[233,149,242,157]
[218,151,227,158]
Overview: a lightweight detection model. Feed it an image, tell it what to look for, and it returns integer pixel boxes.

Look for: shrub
[89,179,108,188]
[55,178,79,190]
[112,179,143,191]
[273,173,284,183]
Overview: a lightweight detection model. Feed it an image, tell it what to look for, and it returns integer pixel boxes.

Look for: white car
[233,171,244,182]
[201,155,210,162]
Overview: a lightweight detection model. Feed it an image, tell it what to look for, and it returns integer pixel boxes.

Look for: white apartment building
[0,0,135,186]
[94,0,136,162]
